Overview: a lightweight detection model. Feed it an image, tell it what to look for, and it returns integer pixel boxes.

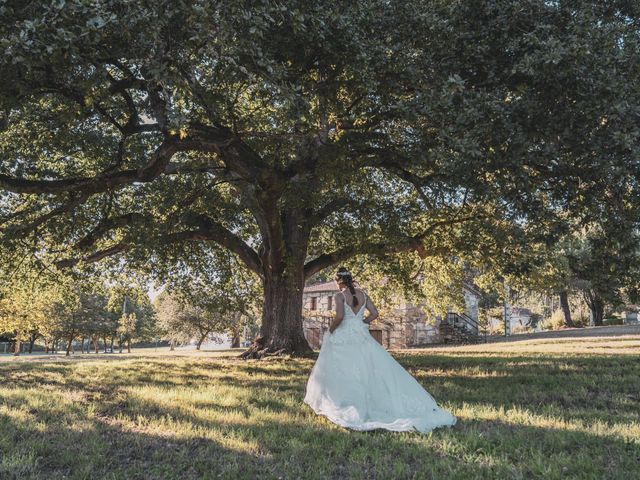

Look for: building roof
[304,281,340,294]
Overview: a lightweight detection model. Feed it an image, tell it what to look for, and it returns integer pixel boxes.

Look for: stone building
[302,281,444,350]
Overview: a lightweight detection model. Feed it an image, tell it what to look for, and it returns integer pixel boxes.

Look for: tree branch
[193,217,263,276]
[308,196,363,226]
[5,193,90,236]
[303,213,486,279]
[304,236,425,279]
[55,242,133,268]
[0,138,179,195]
[74,212,143,250]
[56,216,263,277]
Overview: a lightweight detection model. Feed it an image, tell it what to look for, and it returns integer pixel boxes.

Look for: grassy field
[1,335,639,480]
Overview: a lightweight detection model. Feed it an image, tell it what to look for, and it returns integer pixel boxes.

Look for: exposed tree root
[239,336,314,359]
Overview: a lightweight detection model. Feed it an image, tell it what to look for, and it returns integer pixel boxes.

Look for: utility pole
[119,295,128,354]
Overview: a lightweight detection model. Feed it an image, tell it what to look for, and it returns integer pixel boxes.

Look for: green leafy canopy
[1,0,638,319]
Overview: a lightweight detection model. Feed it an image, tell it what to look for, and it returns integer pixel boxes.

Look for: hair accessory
[336,271,351,277]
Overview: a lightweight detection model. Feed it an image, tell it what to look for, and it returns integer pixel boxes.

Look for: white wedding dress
[304,292,457,433]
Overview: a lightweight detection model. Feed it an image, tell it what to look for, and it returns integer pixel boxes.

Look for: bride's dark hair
[335,266,358,308]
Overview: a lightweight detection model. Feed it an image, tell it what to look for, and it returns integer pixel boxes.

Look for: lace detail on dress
[328,292,370,345]
[328,317,370,345]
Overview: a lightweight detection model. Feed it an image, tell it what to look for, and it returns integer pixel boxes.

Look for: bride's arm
[363,295,379,324]
[329,293,344,333]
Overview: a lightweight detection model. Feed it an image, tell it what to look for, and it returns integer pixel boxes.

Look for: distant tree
[0,283,45,355]
[155,290,227,350]
[46,288,110,356]
[0,264,69,355]
[116,312,136,353]
[568,226,640,326]
[504,237,580,328]
[516,218,640,327]
[154,253,261,351]
[153,291,193,350]
[154,288,258,350]
[344,252,467,323]
[107,282,156,353]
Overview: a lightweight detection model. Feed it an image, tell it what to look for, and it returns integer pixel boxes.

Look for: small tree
[534,225,640,327]
[154,291,191,350]
[107,281,156,352]
[0,269,67,355]
[117,312,137,353]
[154,254,261,351]
[154,290,245,350]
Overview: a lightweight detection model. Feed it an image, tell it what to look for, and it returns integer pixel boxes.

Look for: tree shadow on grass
[398,353,640,424]
[0,409,268,480]
[2,390,639,480]
[0,359,223,393]
[1,353,639,479]
[6,353,638,428]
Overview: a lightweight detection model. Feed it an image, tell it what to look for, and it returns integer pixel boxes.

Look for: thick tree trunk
[103,335,108,353]
[110,336,115,352]
[28,332,37,353]
[65,336,73,356]
[231,330,241,348]
[559,291,575,328]
[591,300,604,326]
[584,290,604,326]
[119,336,123,353]
[127,338,131,353]
[196,332,208,350]
[13,338,21,356]
[92,335,99,353]
[230,313,242,348]
[241,268,312,359]
[170,338,175,351]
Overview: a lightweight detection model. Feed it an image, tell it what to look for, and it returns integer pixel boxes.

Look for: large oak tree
[1,1,638,355]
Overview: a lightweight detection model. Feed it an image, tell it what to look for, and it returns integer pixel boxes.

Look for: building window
[310,297,317,310]
[327,295,332,311]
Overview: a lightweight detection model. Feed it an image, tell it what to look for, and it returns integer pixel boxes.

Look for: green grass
[1,336,639,479]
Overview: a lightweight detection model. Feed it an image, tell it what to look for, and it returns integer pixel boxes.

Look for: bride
[304,267,457,433]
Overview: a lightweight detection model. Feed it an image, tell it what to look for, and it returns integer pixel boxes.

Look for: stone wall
[302,310,443,350]
[301,285,457,349]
